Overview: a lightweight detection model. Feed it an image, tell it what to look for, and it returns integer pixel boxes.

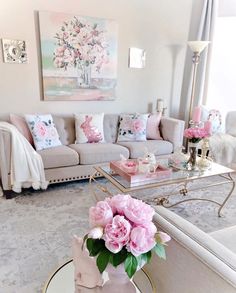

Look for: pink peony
[109,194,131,214]
[124,198,155,225]
[141,221,157,236]
[104,215,131,253]
[35,122,47,138]
[88,227,103,239]
[157,231,171,244]
[89,201,113,228]
[184,127,208,139]
[128,226,156,257]
[132,119,145,133]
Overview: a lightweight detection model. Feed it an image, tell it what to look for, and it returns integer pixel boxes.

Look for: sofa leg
[3,190,18,199]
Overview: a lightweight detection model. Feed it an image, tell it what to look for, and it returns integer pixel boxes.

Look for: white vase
[101,264,136,293]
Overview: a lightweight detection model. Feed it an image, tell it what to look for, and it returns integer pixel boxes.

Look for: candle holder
[198,138,212,170]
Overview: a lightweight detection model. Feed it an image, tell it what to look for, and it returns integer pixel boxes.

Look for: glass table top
[95,159,234,193]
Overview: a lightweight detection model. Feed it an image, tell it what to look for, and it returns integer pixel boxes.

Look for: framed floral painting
[38,11,118,101]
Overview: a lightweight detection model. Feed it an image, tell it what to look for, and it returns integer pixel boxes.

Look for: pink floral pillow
[117,114,148,142]
[146,113,163,140]
[25,114,62,151]
[10,114,34,145]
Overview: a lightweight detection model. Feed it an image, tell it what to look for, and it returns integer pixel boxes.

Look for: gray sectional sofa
[0,114,185,196]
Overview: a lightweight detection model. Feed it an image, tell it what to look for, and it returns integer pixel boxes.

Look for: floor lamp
[187,41,210,125]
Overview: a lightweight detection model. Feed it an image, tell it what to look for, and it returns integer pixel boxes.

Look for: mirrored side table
[43,259,156,293]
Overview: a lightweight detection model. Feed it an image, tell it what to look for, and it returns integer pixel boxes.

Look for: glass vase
[187,142,198,170]
[77,62,91,88]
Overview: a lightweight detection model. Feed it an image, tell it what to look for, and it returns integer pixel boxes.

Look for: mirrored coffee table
[90,159,235,217]
[43,260,155,293]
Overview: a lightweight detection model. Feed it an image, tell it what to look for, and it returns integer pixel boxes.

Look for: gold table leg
[151,173,235,217]
[89,171,113,203]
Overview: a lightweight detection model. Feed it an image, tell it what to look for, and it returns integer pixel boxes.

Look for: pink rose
[109,194,131,214]
[89,201,113,228]
[128,226,156,257]
[124,198,155,225]
[104,215,131,253]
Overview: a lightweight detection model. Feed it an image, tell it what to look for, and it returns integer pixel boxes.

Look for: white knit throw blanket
[209,133,236,169]
[0,122,48,193]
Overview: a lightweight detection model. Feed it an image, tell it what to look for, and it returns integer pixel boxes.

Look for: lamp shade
[188,41,210,54]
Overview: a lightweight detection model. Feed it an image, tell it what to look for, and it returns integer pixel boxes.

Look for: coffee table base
[89,168,235,217]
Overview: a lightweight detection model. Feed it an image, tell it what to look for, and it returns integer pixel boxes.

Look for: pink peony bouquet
[84,194,171,278]
[184,127,209,143]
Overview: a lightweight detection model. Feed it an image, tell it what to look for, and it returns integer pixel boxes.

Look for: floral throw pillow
[75,113,105,144]
[25,114,62,151]
[117,113,148,142]
[201,106,222,134]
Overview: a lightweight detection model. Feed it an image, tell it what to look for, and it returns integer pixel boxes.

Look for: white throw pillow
[117,113,148,142]
[25,114,62,151]
[75,113,105,143]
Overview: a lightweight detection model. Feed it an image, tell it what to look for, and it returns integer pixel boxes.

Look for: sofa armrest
[145,206,236,293]
[0,129,11,191]
[160,117,185,150]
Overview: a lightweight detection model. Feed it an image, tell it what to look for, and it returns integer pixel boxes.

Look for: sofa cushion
[210,226,236,254]
[117,140,173,159]
[103,114,119,143]
[10,114,34,145]
[38,145,79,169]
[69,143,129,165]
[52,115,76,145]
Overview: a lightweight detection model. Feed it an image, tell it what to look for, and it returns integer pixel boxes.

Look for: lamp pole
[187,41,210,125]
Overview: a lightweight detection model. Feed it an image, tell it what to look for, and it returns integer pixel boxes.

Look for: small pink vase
[102,264,136,293]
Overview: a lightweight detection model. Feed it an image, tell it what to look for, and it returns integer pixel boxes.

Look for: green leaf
[124,253,138,278]
[86,238,93,253]
[96,249,111,273]
[146,251,152,263]
[111,248,127,267]
[136,251,152,268]
[153,243,166,260]
[86,238,105,256]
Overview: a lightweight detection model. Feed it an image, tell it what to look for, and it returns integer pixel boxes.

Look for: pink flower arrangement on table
[184,127,210,143]
[84,194,171,278]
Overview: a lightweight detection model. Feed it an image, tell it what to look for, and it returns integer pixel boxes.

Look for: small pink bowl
[120,161,138,174]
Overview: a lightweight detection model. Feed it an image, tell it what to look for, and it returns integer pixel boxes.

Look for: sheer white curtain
[179,0,218,123]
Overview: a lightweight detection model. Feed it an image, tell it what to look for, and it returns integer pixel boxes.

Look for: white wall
[219,0,236,16]
[0,0,192,116]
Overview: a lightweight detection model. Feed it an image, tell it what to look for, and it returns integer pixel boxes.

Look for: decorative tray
[110,160,172,185]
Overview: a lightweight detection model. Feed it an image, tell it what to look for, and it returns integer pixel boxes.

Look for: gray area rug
[0,175,236,293]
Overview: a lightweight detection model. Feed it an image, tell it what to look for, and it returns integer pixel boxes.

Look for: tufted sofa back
[52,114,120,145]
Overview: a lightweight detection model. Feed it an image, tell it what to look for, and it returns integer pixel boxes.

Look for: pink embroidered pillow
[10,114,34,145]
[146,113,163,140]
[75,113,105,144]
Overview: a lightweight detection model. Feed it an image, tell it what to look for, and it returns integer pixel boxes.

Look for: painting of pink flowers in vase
[38,11,118,101]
